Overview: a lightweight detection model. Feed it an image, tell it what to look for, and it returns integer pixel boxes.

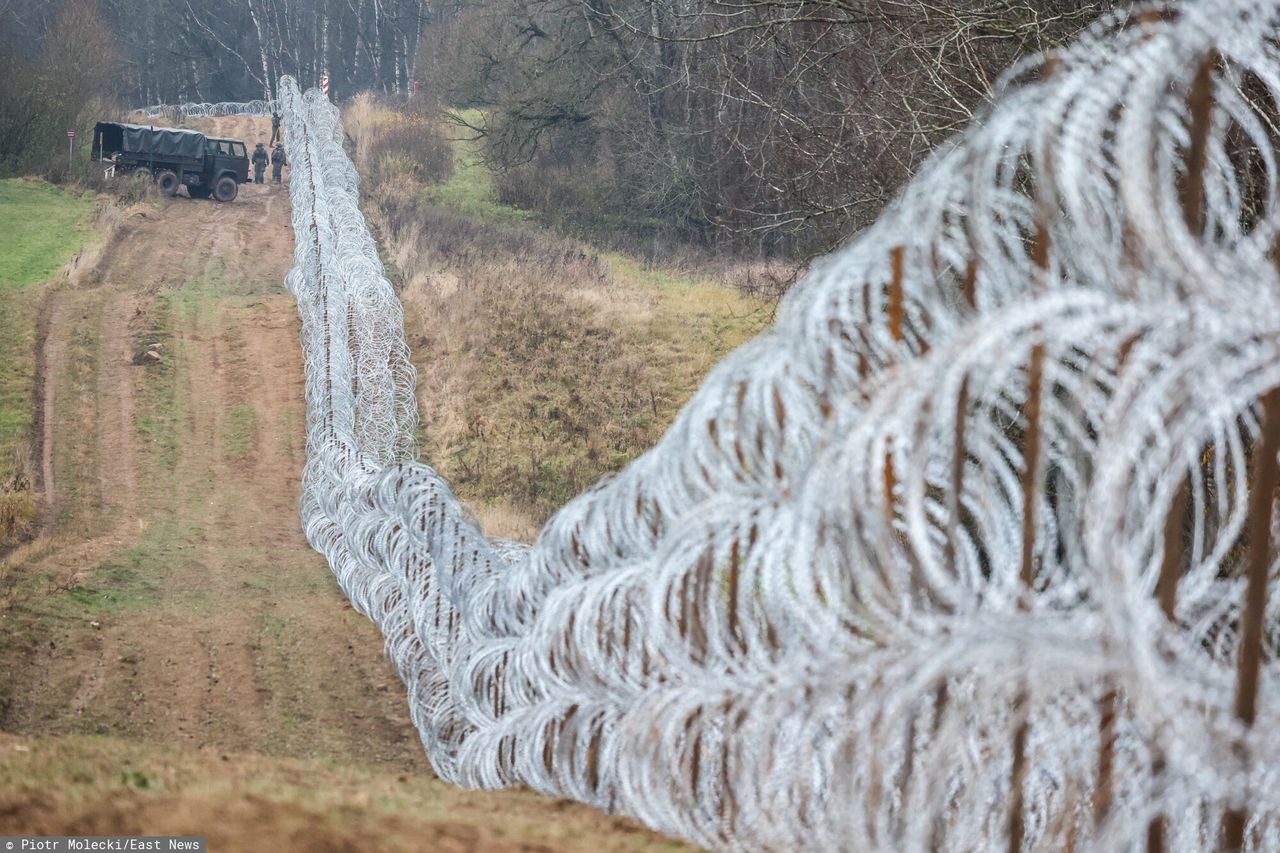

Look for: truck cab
[188,137,250,199]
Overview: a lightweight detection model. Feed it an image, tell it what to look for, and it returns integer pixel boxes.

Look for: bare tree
[423,0,1116,253]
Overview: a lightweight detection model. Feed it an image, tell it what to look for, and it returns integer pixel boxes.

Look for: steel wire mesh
[131,100,279,121]
[143,2,1280,848]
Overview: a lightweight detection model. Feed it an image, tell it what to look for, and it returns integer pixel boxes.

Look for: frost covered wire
[279,0,1280,849]
[131,100,279,120]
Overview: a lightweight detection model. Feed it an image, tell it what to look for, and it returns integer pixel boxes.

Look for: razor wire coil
[178,1,1280,848]
[131,100,279,120]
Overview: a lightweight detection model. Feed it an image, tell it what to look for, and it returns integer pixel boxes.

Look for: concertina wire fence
[146,0,1280,848]
[131,100,279,121]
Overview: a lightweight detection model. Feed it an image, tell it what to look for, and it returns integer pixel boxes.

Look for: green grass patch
[54,514,207,616]
[427,111,531,225]
[63,560,158,613]
[224,404,258,461]
[275,406,301,458]
[169,261,227,314]
[63,555,156,614]
[0,180,99,490]
[164,258,279,310]
[0,179,97,290]
[0,289,42,472]
[136,295,182,473]
[602,253,706,292]
[256,611,289,639]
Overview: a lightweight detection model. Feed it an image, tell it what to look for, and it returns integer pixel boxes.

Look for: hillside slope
[0,116,689,852]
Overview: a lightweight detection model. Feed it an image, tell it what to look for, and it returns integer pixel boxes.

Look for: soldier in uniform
[271,144,287,185]
[251,142,269,184]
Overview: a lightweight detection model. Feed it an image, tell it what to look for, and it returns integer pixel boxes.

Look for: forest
[1,0,1113,252]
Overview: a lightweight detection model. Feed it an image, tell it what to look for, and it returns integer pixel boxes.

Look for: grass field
[0,180,99,290]
[0,179,99,545]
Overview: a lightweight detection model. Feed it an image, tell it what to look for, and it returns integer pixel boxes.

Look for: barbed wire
[274,0,1280,848]
[130,100,279,121]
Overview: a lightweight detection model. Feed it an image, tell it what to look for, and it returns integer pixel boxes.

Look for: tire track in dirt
[94,291,141,533]
[2,119,424,768]
[0,116,690,850]
[35,295,66,511]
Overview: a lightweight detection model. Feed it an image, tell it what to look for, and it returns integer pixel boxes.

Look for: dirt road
[0,117,687,851]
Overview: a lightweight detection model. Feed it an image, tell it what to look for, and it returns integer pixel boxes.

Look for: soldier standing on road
[252,142,268,184]
[271,144,287,186]
[270,111,282,146]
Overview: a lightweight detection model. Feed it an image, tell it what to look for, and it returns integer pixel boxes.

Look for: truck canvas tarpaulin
[93,122,206,160]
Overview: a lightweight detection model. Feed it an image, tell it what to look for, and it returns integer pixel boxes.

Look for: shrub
[0,491,36,549]
[111,171,157,205]
[491,138,701,250]
[366,116,454,189]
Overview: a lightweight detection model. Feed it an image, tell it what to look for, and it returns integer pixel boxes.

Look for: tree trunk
[247,0,273,100]
[352,0,365,82]
[407,0,424,82]
[321,11,330,82]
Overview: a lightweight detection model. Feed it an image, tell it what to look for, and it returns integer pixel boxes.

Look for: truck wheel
[213,175,239,203]
[187,185,211,199]
[156,170,180,197]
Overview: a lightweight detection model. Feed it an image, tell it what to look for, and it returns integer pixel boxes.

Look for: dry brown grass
[0,490,35,550]
[0,733,689,853]
[366,190,768,525]
[473,502,543,542]
[0,437,36,550]
[347,93,453,194]
[349,102,774,532]
[368,192,769,527]
[343,93,386,165]
[390,204,667,517]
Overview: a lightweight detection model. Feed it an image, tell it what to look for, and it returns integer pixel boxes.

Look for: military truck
[92,121,250,201]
